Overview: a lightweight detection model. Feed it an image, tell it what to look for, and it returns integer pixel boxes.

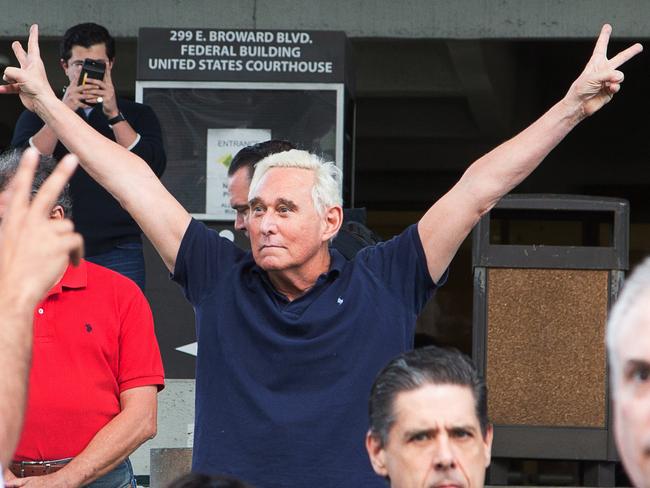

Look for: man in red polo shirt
[0,149,165,488]
[0,150,83,487]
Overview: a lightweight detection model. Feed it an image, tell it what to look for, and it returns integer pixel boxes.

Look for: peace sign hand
[566,24,642,118]
[0,24,56,113]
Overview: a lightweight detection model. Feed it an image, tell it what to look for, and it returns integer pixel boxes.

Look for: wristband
[107,112,126,128]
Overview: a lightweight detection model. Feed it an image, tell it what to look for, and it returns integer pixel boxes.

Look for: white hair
[606,257,650,390]
[248,149,342,216]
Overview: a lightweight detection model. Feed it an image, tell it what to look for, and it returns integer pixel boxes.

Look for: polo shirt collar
[328,248,346,275]
[252,248,346,299]
[46,259,88,296]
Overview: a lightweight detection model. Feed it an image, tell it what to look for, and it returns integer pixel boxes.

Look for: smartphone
[77,59,106,86]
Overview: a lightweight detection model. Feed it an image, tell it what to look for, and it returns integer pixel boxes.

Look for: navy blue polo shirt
[173,219,443,488]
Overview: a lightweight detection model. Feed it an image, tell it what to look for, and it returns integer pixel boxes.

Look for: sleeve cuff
[27,136,47,155]
[127,133,141,151]
[120,374,165,392]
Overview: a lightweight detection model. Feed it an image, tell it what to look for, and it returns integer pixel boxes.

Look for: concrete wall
[130,379,195,476]
[0,0,649,39]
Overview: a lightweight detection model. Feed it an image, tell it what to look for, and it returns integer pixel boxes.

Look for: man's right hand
[0,24,57,113]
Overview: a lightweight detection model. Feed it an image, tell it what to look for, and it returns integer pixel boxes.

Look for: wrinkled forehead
[249,167,316,202]
[392,383,479,430]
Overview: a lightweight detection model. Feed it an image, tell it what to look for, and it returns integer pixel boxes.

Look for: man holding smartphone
[11,23,166,291]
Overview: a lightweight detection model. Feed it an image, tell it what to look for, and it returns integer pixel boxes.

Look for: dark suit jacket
[12,99,167,256]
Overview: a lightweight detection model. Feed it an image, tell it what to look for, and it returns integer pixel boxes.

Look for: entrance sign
[205,128,271,219]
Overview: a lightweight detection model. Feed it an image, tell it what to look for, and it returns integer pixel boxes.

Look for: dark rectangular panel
[138,28,347,83]
[493,426,608,459]
[143,88,337,214]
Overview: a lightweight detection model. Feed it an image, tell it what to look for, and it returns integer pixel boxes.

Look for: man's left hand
[81,63,118,118]
[564,24,642,118]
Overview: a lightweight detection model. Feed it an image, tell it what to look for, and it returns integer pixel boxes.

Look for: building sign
[138,28,347,83]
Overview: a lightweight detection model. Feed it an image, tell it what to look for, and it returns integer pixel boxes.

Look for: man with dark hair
[366,346,492,488]
[11,22,166,290]
[0,149,165,488]
[227,140,296,233]
[0,149,82,487]
[59,22,116,62]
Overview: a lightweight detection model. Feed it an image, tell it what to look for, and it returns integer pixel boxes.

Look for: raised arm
[2,25,189,272]
[418,24,642,283]
[19,69,92,156]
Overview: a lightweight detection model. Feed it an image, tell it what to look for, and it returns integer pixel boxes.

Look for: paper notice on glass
[205,128,271,219]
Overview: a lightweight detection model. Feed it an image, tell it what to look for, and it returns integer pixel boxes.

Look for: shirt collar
[251,248,345,279]
[46,259,88,296]
[251,248,345,296]
[328,248,346,277]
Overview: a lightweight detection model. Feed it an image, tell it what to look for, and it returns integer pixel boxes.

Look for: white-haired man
[606,258,650,488]
[1,24,641,488]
